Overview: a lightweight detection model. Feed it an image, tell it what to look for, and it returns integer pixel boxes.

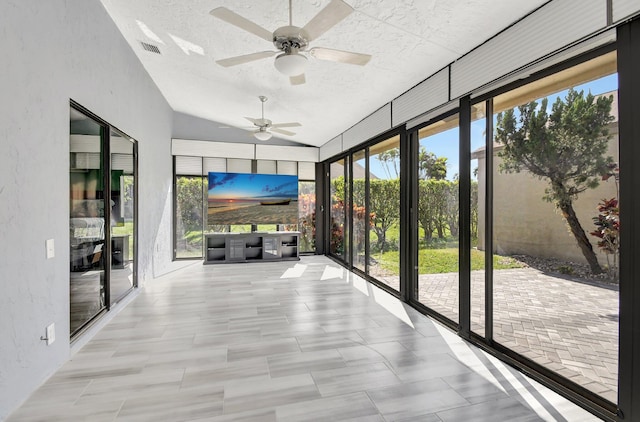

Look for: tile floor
[8,256,602,421]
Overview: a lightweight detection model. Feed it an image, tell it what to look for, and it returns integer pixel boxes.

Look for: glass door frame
[70,100,138,339]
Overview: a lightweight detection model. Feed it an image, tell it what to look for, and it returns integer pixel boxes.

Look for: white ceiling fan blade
[309,47,371,66]
[216,51,277,67]
[271,127,296,136]
[271,122,302,128]
[290,74,306,85]
[210,7,273,42]
[302,0,353,41]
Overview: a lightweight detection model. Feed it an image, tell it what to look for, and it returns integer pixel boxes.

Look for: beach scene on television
[207,172,299,225]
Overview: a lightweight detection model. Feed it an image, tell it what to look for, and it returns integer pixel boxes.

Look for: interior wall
[0,0,173,419]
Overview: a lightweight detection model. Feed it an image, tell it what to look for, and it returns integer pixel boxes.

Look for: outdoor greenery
[591,164,620,277]
[331,146,478,255]
[369,178,400,251]
[495,88,615,274]
[175,177,204,255]
[379,247,525,275]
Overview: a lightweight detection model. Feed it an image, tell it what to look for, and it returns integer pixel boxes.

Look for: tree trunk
[559,202,603,274]
[423,226,432,242]
[374,227,386,252]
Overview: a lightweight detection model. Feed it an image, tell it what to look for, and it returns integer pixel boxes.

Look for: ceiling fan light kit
[254,129,272,141]
[274,52,308,76]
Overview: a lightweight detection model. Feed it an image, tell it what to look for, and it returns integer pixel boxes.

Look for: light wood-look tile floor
[8,256,602,421]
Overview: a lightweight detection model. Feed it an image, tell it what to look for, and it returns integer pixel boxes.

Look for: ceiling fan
[246,96,301,140]
[210,0,371,85]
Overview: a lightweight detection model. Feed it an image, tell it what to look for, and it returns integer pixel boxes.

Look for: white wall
[0,0,174,419]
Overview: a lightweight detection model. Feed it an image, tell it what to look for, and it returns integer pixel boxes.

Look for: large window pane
[352,150,366,271]
[69,110,106,335]
[368,135,400,291]
[176,176,205,258]
[329,159,347,260]
[491,52,619,403]
[110,130,135,302]
[298,181,316,253]
[416,115,459,322]
[470,103,486,336]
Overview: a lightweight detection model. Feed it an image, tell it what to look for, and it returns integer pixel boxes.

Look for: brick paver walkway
[374,268,619,403]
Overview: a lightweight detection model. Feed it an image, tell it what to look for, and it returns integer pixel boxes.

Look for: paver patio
[373,267,619,403]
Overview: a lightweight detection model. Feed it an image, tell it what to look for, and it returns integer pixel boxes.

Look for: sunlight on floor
[321,264,345,280]
[280,263,308,278]
[432,322,563,421]
[346,272,370,296]
[371,285,415,328]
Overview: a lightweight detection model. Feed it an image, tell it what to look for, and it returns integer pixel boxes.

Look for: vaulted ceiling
[99,0,549,147]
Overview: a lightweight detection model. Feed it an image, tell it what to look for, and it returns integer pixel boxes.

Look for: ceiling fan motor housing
[254,118,272,128]
[273,26,310,52]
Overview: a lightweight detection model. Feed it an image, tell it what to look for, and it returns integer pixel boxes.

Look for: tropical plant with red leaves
[591,163,620,278]
[591,197,619,278]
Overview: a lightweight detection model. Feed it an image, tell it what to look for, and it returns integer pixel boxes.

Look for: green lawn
[378,247,525,275]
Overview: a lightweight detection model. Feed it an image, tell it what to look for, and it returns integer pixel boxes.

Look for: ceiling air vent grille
[140,41,161,54]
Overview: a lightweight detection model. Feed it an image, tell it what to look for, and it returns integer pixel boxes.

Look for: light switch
[46,239,55,259]
[46,323,55,345]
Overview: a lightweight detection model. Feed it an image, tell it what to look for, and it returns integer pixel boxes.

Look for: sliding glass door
[69,103,137,337]
[69,109,107,334]
[109,130,136,302]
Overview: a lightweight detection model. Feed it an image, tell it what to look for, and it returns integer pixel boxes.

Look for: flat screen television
[207,172,299,225]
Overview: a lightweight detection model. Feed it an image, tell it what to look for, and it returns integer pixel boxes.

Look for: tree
[330,176,346,255]
[418,148,447,180]
[495,88,615,274]
[176,176,204,234]
[378,148,400,178]
[418,179,447,241]
[369,179,400,252]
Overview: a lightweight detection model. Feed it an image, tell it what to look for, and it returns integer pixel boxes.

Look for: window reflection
[110,131,136,303]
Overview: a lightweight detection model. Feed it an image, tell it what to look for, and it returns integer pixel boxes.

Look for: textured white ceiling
[99,0,549,147]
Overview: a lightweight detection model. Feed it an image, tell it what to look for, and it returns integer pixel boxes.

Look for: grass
[378,247,525,275]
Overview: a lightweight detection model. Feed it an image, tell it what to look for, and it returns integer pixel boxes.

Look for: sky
[208,172,298,200]
[368,73,618,181]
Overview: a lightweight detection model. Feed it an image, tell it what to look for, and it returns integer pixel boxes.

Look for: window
[368,135,401,291]
[352,149,367,271]
[489,51,619,403]
[175,157,317,257]
[416,114,460,322]
[329,158,347,259]
[175,175,205,258]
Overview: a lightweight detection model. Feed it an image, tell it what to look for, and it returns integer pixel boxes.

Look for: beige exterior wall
[475,126,618,265]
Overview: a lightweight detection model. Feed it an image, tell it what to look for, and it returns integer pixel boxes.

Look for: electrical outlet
[46,323,55,345]
[46,239,55,259]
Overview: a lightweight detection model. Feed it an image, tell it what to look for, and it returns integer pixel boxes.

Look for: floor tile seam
[361,389,388,421]
[72,377,98,407]
[112,397,127,420]
[364,375,473,420]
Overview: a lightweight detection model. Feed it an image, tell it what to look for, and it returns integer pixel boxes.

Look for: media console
[204,232,299,264]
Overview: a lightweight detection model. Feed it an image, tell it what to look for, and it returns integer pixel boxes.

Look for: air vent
[140,41,161,54]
